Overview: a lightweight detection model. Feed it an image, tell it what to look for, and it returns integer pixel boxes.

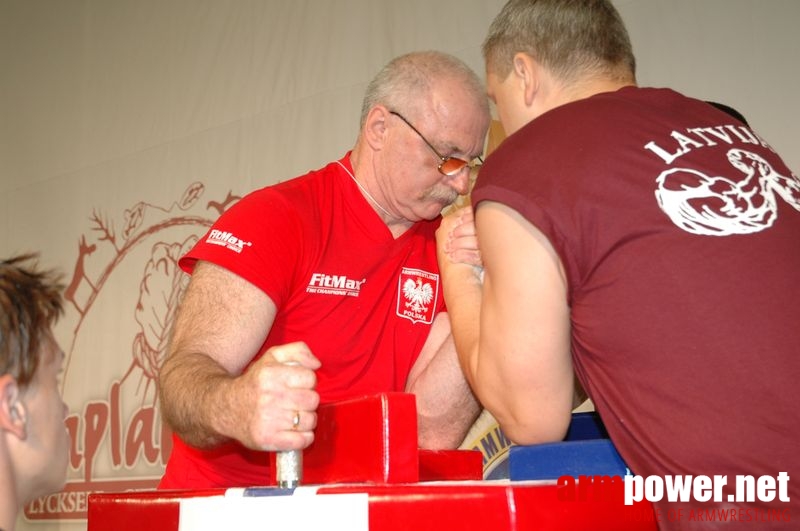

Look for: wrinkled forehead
[427,82,489,131]
[436,75,485,108]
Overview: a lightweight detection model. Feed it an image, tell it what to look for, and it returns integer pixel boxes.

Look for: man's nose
[448,168,471,195]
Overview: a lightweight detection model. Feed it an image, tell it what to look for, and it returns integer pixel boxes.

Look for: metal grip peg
[276,448,302,489]
[276,361,302,489]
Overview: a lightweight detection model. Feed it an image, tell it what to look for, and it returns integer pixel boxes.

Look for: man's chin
[423,203,450,221]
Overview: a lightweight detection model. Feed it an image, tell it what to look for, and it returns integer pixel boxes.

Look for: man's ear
[512,52,539,107]
[362,105,391,151]
[0,375,27,439]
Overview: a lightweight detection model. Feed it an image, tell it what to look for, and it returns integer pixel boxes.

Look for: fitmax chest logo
[306,273,366,297]
[205,229,253,253]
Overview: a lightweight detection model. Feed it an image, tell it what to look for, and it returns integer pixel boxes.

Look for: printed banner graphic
[24,184,240,522]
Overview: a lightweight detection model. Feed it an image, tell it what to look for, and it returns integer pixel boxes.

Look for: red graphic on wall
[23,182,240,522]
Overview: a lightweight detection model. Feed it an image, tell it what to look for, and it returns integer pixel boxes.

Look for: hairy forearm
[159,351,238,449]
[416,387,480,449]
[408,339,481,449]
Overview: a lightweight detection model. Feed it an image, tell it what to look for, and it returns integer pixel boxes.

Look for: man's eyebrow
[443,141,482,160]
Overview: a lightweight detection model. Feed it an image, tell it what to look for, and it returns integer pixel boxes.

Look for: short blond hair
[484,0,636,84]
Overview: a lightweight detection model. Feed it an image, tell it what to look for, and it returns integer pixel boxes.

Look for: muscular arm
[438,202,574,445]
[404,312,481,449]
[159,261,320,451]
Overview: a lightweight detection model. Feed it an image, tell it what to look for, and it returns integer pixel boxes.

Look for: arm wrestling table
[88,393,657,530]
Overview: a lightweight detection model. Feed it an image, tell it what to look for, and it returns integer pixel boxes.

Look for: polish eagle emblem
[396,267,438,324]
[403,277,434,314]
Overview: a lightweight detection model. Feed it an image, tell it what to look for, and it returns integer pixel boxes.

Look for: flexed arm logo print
[655,148,800,236]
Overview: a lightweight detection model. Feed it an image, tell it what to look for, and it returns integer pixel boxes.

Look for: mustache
[422,185,459,206]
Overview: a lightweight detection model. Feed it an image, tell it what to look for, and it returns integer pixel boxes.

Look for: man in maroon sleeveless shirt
[438,1,799,527]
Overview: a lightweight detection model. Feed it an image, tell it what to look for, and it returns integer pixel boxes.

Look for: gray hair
[360,51,487,128]
[483,0,636,84]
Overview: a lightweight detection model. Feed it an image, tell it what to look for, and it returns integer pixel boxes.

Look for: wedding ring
[292,410,301,430]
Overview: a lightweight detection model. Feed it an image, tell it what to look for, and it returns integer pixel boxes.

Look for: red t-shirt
[473,87,800,511]
[160,153,444,488]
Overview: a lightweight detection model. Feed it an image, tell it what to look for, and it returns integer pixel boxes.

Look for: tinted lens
[438,157,469,176]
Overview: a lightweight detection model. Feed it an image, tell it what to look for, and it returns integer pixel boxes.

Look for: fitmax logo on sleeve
[205,229,253,253]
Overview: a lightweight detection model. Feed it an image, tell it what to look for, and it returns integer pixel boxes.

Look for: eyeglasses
[389,110,483,176]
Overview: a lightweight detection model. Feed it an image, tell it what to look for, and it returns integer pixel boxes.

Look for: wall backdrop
[1,1,798,529]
